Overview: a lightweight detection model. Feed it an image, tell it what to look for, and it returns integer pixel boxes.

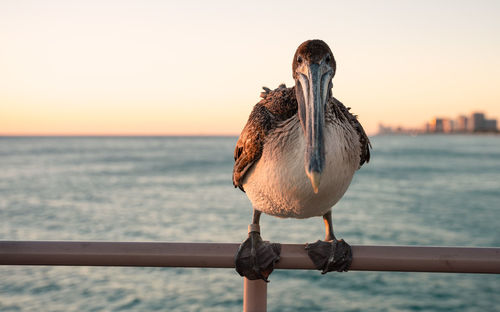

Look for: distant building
[469,112,498,132]
[378,124,393,135]
[429,118,444,132]
[485,119,498,132]
[456,115,468,132]
[469,112,485,132]
[443,119,455,133]
[425,122,431,133]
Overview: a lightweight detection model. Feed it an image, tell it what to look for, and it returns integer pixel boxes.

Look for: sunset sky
[1,0,499,135]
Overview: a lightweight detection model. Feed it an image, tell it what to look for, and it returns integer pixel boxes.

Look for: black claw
[305,239,353,274]
[235,231,281,282]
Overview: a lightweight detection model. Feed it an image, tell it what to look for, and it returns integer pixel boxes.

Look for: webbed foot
[305,239,352,274]
[235,231,281,282]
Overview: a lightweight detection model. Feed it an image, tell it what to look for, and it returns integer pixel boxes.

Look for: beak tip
[308,171,321,194]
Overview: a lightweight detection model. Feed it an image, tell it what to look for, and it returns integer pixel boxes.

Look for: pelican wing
[233,86,297,191]
[331,97,371,167]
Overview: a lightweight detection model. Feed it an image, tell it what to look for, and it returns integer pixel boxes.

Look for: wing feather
[331,97,371,167]
[233,85,297,191]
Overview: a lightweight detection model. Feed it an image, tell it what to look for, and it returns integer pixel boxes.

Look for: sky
[1,0,499,135]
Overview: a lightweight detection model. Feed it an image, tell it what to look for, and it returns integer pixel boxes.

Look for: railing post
[243,278,267,312]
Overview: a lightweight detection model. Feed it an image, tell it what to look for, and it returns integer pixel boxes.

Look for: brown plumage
[232,85,296,191]
[233,85,371,191]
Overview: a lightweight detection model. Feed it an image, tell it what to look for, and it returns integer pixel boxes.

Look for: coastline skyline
[378,110,499,135]
[1,1,500,136]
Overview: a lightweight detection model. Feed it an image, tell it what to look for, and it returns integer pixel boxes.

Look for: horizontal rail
[1,241,499,273]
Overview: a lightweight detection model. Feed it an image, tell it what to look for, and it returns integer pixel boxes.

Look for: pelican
[233,40,371,281]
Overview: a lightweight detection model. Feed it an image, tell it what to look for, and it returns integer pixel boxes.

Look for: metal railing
[1,241,500,311]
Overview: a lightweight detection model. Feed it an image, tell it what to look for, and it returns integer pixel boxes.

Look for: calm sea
[0,135,499,312]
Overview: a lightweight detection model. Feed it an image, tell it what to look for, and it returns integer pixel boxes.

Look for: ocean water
[0,135,499,312]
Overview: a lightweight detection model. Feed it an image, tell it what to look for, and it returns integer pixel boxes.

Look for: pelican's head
[292,40,336,193]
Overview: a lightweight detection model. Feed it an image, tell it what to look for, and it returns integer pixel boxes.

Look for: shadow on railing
[1,241,500,311]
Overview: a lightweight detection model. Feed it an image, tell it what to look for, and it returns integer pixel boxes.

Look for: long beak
[295,63,331,193]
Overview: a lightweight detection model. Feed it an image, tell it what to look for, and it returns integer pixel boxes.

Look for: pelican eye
[325,55,331,63]
[297,56,303,64]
